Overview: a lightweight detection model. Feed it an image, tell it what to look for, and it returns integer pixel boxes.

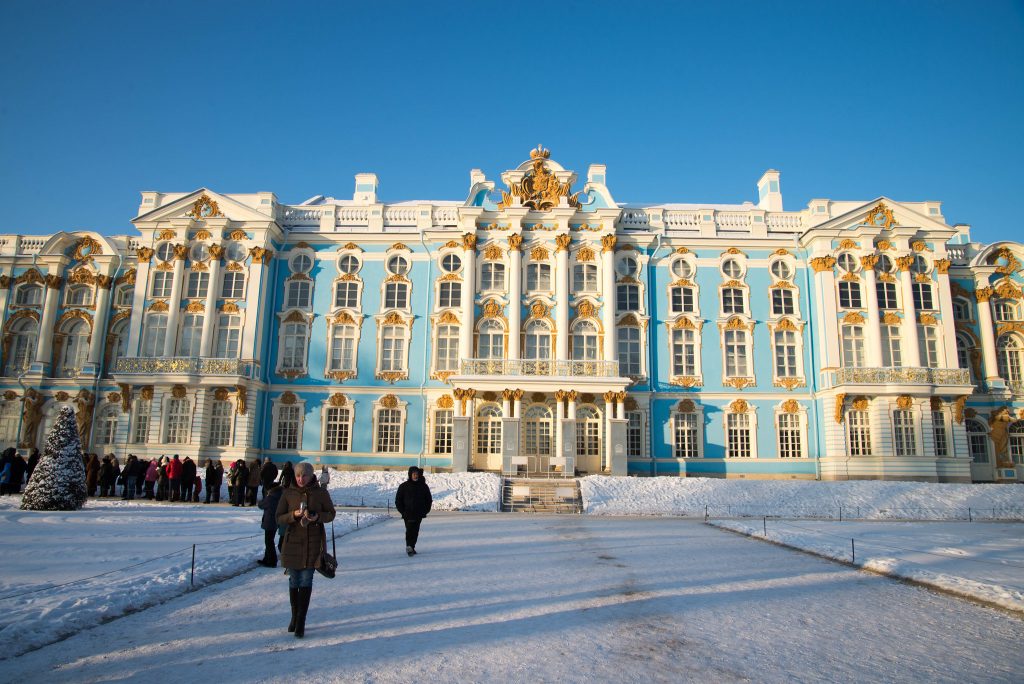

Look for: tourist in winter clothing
[193,475,202,502]
[0,449,12,495]
[156,459,169,501]
[167,455,183,502]
[395,466,432,556]
[257,470,293,567]
[318,466,330,489]
[144,460,158,499]
[26,448,40,483]
[276,462,336,638]
[232,460,249,507]
[98,455,116,497]
[121,455,139,500]
[260,458,279,497]
[205,460,223,503]
[85,454,100,497]
[181,457,197,503]
[247,459,261,506]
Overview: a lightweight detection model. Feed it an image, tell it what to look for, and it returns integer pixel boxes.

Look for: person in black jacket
[260,458,279,498]
[9,452,27,494]
[204,459,223,503]
[257,470,293,567]
[180,457,197,503]
[26,448,40,484]
[395,466,432,556]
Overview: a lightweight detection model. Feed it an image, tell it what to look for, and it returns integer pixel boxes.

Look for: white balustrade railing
[383,207,418,225]
[717,212,751,228]
[459,358,621,378]
[434,207,460,225]
[336,207,370,224]
[663,211,700,228]
[946,245,968,262]
[280,208,324,225]
[619,210,650,228]
[766,213,804,229]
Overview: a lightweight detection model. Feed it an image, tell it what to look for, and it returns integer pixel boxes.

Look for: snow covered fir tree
[20,406,87,511]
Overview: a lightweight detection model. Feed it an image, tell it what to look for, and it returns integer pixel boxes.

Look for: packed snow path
[6,515,1021,683]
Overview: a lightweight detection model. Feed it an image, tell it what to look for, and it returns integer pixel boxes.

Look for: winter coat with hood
[247,460,261,488]
[206,461,223,488]
[260,460,279,489]
[181,458,196,484]
[259,485,286,532]
[395,467,433,520]
[275,479,336,570]
[166,457,183,480]
[85,455,100,488]
[145,461,159,482]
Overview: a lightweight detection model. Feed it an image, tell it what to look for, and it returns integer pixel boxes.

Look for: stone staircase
[501,478,582,514]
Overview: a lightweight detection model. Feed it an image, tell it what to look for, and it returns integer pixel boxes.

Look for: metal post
[763,516,767,536]
[356,510,359,528]
[968,507,972,522]
[839,505,843,522]
[704,504,708,522]
[191,544,196,587]
[851,538,855,563]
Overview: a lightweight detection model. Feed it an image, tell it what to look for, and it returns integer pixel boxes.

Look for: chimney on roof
[354,173,378,204]
[757,170,783,212]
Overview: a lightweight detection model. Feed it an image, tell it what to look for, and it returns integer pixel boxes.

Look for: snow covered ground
[580,475,1024,520]
[325,470,500,511]
[709,519,1024,612]
[0,496,386,658]
[3,514,1021,683]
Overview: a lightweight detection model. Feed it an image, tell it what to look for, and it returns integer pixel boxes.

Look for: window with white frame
[1009,421,1024,465]
[673,412,700,458]
[335,280,360,308]
[475,405,502,456]
[526,263,552,291]
[434,324,459,373]
[438,281,461,308]
[670,285,696,314]
[953,297,971,321]
[178,314,203,357]
[165,397,191,444]
[190,243,210,263]
[386,255,409,276]
[0,401,19,445]
[221,271,245,299]
[523,405,552,459]
[141,314,168,357]
[67,285,92,307]
[724,329,750,377]
[439,253,460,275]
[876,281,898,309]
[95,407,118,445]
[186,271,209,299]
[773,329,799,378]
[881,326,902,367]
[893,408,916,456]
[770,259,794,281]
[289,252,313,274]
[6,318,37,375]
[572,320,599,360]
[433,409,453,454]
[671,327,697,377]
[384,281,409,309]
[626,411,643,458]
[918,326,940,368]
[842,325,865,368]
[114,284,134,307]
[324,406,352,451]
[932,410,949,457]
[15,284,42,306]
[617,255,639,278]
[523,320,551,360]
[59,320,90,377]
[280,322,308,371]
[618,325,641,376]
[956,333,974,379]
[966,419,989,463]
[576,406,601,461]
[376,406,403,453]
[721,287,745,315]
[329,324,358,373]
[671,258,694,280]
[838,281,863,309]
[207,399,233,447]
[912,282,934,310]
[151,271,173,298]
[339,253,362,275]
[214,314,242,358]
[131,399,150,444]
[997,334,1023,383]
[771,288,795,316]
[380,324,408,372]
[777,412,802,458]
[847,409,872,456]
[286,280,312,309]
[477,320,504,359]
[721,258,743,279]
[275,403,301,450]
[725,412,752,458]
[617,284,640,312]
[573,263,597,293]
[155,242,175,262]
[480,262,505,291]
[224,241,247,263]
[993,300,1019,322]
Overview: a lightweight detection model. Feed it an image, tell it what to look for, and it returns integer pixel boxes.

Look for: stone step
[501,478,582,514]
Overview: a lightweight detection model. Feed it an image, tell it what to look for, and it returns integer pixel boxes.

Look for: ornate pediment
[498,146,581,211]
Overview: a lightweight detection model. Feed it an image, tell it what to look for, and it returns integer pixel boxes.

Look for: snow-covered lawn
[580,475,1024,520]
[0,496,387,658]
[4,515,1022,683]
[325,470,500,510]
[710,519,1024,612]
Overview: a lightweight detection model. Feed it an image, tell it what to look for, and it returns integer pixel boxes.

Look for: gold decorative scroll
[912,240,929,252]
[834,394,847,424]
[483,244,504,260]
[530,246,550,261]
[576,246,595,262]
[730,399,749,413]
[838,239,858,250]
[555,234,572,252]
[186,195,224,219]
[498,146,581,210]
[896,256,915,272]
[935,258,951,274]
[507,234,523,251]
[380,394,399,409]
[860,254,879,270]
[437,395,454,409]
[602,235,617,253]
[810,256,836,272]
[865,202,897,229]
[782,399,800,414]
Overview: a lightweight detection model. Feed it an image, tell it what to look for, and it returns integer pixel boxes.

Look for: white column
[35,274,62,366]
[811,257,839,370]
[163,247,187,357]
[555,237,569,361]
[459,236,477,366]
[513,394,522,420]
[127,250,153,356]
[508,240,522,360]
[616,396,625,420]
[567,391,577,420]
[898,259,921,367]
[87,278,113,365]
[861,258,883,367]
[935,261,959,368]
[975,287,1001,383]
[199,252,222,357]
[602,240,616,362]
[243,248,271,360]
[502,395,511,417]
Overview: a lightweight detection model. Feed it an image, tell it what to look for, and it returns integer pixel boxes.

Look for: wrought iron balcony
[459,358,621,378]
[831,367,971,386]
[113,357,260,379]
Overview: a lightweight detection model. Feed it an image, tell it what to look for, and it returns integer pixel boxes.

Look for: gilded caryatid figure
[21,389,45,448]
[498,146,581,211]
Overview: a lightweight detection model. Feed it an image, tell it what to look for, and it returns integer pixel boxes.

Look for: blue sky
[1,1,1021,243]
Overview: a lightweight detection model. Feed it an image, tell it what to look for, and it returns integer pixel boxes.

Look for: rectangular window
[151,271,173,298]
[435,325,459,372]
[919,326,940,368]
[165,398,191,444]
[215,315,242,359]
[969,430,989,463]
[932,411,949,457]
[617,284,640,312]
[207,400,233,446]
[384,282,408,309]
[287,280,312,308]
[774,330,798,378]
[838,281,863,309]
[724,330,748,377]
[376,408,402,453]
[627,411,643,458]
[673,413,699,458]
[131,400,150,444]
[324,407,351,451]
[842,326,865,368]
[722,288,745,314]
[526,263,552,291]
[281,323,307,370]
[671,329,696,377]
[275,405,300,450]
[670,286,695,314]
[186,272,209,299]
[334,281,359,308]
[847,410,872,456]
[433,410,453,454]
[881,326,902,367]
[726,413,751,458]
[617,327,641,376]
[178,314,203,358]
[771,288,795,316]
[381,326,406,372]
[329,325,357,372]
[481,263,505,291]
[912,282,934,310]
[778,413,802,458]
[221,271,245,299]
[141,315,168,358]
[0,402,20,445]
[876,282,898,309]
[573,264,597,293]
[439,281,461,308]
[894,409,916,456]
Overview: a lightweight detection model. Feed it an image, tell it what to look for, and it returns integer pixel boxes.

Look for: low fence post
[191,544,196,587]
[851,538,855,563]
[968,507,972,523]
[356,510,360,528]
[763,516,767,536]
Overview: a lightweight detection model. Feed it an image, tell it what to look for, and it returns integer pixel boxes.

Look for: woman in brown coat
[275,462,336,638]
[85,454,100,497]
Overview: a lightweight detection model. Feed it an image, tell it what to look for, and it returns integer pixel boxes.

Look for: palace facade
[1,148,1022,482]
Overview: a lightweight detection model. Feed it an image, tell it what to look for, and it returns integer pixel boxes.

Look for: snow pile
[709,519,1024,612]
[325,470,501,511]
[580,476,1024,520]
[0,498,387,659]
[20,406,86,511]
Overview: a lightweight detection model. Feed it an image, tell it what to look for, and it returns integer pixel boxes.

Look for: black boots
[294,587,312,638]
[288,587,299,632]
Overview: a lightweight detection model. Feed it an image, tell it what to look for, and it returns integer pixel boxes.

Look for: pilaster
[601,236,616,362]
[897,258,921,367]
[459,235,477,366]
[199,251,222,357]
[162,246,187,357]
[555,236,569,360]
[508,238,522,360]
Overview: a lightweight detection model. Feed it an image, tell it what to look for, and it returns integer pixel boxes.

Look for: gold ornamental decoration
[158,229,177,241]
[839,239,858,250]
[483,244,504,260]
[912,240,929,252]
[498,146,581,211]
[437,395,454,409]
[726,247,745,256]
[995,279,1023,300]
[860,254,879,270]
[482,300,502,319]
[229,229,247,241]
[235,385,247,415]
[918,313,938,325]
[882,312,902,326]
[852,396,869,411]
[555,234,572,252]
[461,233,477,251]
[530,301,549,319]
[865,202,897,229]
[576,300,597,318]
[220,301,240,314]
[214,388,231,401]
[172,244,188,260]
[730,399,749,413]
[678,399,696,413]
[530,246,550,261]
[437,311,460,325]
[876,239,894,251]
[602,235,617,253]
[810,256,836,273]
[834,394,847,424]
[190,261,209,272]
[280,391,297,406]
[842,312,865,325]
[576,246,595,262]
[930,396,943,412]
[55,391,70,402]
[670,316,699,330]
[895,255,915,272]
[953,396,967,424]
[68,268,97,285]
[328,393,347,407]
[208,244,224,259]
[896,395,913,410]
[380,394,399,409]
[935,258,951,274]
[194,229,212,241]
[15,269,44,286]
[991,246,1022,275]
[45,274,64,290]
[250,247,272,263]
[2,390,17,402]
[507,234,523,252]
[148,300,169,312]
[73,236,103,261]
[975,287,994,303]
[186,195,224,220]
[171,385,187,399]
[724,377,754,390]
[669,376,703,387]
[185,300,205,313]
[155,262,173,272]
[782,399,800,414]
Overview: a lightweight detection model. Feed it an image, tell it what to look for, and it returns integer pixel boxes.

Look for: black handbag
[317,521,337,579]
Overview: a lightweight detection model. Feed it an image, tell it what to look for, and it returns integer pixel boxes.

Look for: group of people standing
[0,447,39,495]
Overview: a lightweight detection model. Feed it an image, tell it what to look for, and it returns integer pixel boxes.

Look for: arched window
[523,320,551,361]
[477,320,504,359]
[141,314,168,357]
[178,313,203,357]
[6,317,38,375]
[329,324,358,374]
[966,419,989,464]
[1009,421,1024,466]
[15,284,42,306]
[571,320,599,361]
[997,334,1023,384]
[59,319,90,377]
[842,325,865,368]
[475,404,502,457]
[106,319,129,375]
[67,285,92,307]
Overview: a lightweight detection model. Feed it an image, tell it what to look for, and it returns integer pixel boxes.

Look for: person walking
[395,466,432,557]
[205,459,223,503]
[276,462,336,638]
[318,465,331,489]
[181,456,197,503]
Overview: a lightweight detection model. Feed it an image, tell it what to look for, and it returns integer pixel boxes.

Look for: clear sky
[1,1,1021,244]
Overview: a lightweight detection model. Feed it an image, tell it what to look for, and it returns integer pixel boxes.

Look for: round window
[835,253,857,274]
[441,253,462,273]
[224,242,247,262]
[289,253,313,274]
[388,255,410,276]
[670,259,693,279]
[338,254,361,275]
[721,258,742,279]
[189,243,209,262]
[875,255,894,273]
[616,256,638,277]
[156,242,175,262]
[771,260,795,280]
[911,255,929,275]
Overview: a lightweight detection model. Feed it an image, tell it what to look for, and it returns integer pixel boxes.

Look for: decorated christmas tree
[21,406,87,511]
